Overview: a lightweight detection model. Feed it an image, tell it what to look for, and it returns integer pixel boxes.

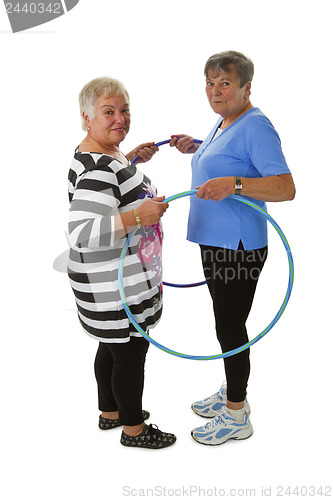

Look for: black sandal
[120,424,176,449]
[99,410,150,430]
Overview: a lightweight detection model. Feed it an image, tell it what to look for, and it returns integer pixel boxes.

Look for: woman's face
[205,65,251,119]
[84,93,130,147]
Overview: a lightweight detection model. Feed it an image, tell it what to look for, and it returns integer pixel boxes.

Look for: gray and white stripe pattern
[67,151,163,343]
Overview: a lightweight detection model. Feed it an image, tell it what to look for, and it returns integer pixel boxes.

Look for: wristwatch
[234,176,242,195]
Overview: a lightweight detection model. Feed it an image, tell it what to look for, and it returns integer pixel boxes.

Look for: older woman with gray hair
[170,51,295,446]
[67,77,176,449]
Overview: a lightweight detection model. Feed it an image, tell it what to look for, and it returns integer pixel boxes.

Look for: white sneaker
[191,383,251,418]
[191,408,253,446]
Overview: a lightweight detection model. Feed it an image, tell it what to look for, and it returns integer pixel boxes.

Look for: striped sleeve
[68,166,120,249]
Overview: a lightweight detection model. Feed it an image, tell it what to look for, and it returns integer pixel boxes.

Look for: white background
[1,0,332,498]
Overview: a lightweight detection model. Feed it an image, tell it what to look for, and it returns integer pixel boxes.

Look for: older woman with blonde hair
[170,51,295,446]
[67,77,176,449]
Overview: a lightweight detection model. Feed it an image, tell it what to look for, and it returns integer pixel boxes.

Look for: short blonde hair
[79,77,129,131]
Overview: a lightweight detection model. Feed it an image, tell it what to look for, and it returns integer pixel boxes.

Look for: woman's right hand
[136,196,169,226]
[169,134,200,154]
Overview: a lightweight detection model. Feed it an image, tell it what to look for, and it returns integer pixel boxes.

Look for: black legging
[200,241,268,402]
[94,336,149,426]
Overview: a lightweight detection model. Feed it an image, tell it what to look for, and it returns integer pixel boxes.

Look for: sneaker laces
[204,413,228,430]
[201,392,221,403]
[200,384,226,403]
[145,424,163,440]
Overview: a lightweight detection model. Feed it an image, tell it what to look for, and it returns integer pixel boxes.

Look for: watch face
[235,177,242,194]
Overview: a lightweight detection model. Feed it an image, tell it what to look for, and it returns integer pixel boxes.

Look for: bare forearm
[196,173,296,202]
[113,211,137,242]
[113,196,169,242]
[240,174,296,202]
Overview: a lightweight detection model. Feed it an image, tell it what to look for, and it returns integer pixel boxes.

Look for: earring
[87,126,90,131]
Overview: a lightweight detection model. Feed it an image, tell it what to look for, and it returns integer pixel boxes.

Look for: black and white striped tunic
[67,150,163,343]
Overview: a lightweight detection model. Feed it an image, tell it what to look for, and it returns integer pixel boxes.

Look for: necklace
[80,139,129,163]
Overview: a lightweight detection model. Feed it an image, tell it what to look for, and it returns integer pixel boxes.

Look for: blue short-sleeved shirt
[187,107,291,250]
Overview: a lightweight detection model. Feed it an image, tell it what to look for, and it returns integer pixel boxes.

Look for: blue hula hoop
[133,138,205,288]
[132,138,203,165]
[118,189,294,361]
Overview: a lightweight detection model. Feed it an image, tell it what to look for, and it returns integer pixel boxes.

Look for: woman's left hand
[127,142,159,163]
[196,177,234,201]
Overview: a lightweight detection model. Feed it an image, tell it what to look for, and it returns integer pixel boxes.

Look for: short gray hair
[204,51,254,87]
[79,77,129,131]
